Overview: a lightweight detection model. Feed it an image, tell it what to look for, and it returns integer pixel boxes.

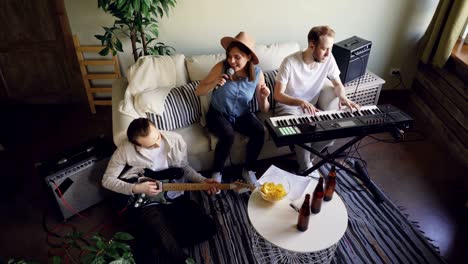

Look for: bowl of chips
[259,179,290,202]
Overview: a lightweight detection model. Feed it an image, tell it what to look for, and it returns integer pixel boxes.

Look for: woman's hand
[259,83,270,99]
[132,181,161,196]
[204,178,220,196]
[215,74,230,88]
[299,100,320,115]
[338,96,360,111]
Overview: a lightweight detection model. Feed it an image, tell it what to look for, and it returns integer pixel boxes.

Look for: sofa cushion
[186,53,226,82]
[256,42,301,72]
[146,81,201,130]
[173,123,211,154]
[126,55,176,96]
[171,53,190,86]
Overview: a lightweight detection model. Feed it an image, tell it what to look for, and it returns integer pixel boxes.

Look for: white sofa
[112,42,340,172]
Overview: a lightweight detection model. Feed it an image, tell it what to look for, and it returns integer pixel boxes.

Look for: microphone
[215,68,235,90]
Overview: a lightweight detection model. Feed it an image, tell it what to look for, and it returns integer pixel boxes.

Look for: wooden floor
[0,95,466,263]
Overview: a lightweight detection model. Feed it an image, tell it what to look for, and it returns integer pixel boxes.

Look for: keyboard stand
[298,135,385,203]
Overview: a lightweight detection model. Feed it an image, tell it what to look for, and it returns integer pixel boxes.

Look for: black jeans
[206,106,265,172]
[131,195,216,264]
[121,168,216,264]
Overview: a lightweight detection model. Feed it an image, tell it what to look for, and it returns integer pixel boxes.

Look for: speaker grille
[344,72,384,106]
[44,156,111,219]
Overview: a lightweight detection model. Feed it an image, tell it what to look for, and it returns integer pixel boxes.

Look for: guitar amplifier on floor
[37,136,115,219]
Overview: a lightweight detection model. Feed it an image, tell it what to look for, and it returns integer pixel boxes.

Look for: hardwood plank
[410,93,468,165]
[416,67,468,119]
[412,81,468,145]
[85,74,118,79]
[421,63,467,101]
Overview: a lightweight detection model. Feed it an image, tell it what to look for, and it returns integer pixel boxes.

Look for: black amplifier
[36,136,116,219]
[332,36,372,84]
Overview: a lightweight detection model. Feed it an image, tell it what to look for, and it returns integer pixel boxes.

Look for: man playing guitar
[102,118,219,264]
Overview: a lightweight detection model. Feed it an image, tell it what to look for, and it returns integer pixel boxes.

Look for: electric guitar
[128,178,256,208]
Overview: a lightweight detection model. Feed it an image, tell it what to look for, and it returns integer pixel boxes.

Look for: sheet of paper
[258,165,312,201]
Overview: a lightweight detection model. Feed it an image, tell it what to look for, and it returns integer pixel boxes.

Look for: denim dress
[210,65,260,123]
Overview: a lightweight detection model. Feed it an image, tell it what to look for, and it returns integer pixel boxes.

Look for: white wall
[65,0,438,90]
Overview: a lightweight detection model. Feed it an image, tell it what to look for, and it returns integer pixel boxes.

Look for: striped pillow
[146,81,201,131]
[248,70,278,113]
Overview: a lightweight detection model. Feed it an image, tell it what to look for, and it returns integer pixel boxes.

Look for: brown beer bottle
[324,166,337,201]
[297,194,311,231]
[311,176,324,214]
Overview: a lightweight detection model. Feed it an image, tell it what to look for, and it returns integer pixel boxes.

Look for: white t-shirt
[275,51,340,113]
[139,140,183,201]
[139,139,169,171]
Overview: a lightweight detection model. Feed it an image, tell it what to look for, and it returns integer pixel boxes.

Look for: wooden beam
[78,46,106,52]
[94,100,112,105]
[85,73,119,79]
[82,60,115,66]
[89,87,112,93]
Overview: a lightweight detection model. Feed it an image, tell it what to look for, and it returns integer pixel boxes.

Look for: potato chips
[260,182,287,201]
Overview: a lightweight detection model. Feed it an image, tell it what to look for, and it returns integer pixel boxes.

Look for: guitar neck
[161,182,233,191]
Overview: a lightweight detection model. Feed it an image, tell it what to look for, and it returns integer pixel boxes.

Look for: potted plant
[6,231,135,264]
[49,231,136,264]
[95,0,177,61]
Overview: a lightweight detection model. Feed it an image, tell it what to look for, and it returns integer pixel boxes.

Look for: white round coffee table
[248,179,348,263]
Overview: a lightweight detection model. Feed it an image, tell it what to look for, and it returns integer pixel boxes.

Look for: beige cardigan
[102,130,206,195]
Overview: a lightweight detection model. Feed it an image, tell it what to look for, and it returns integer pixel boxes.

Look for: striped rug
[184,164,446,264]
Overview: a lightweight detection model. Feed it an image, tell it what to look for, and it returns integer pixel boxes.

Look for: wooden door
[0,0,84,104]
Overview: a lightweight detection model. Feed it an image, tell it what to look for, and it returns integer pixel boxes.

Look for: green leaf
[95,239,106,249]
[84,245,99,252]
[52,256,61,264]
[115,39,124,52]
[98,47,110,56]
[109,259,126,264]
[161,1,170,17]
[105,248,121,259]
[112,241,132,251]
[142,2,148,15]
[156,6,163,18]
[81,254,95,264]
[91,256,106,264]
[114,232,134,241]
[168,0,176,8]
[94,35,107,41]
[133,0,140,12]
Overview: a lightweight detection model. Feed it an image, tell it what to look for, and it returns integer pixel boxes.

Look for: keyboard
[266,104,414,147]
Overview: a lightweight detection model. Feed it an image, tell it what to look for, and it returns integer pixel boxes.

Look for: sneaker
[210,172,222,194]
[242,170,259,187]
[211,172,222,183]
[185,257,196,264]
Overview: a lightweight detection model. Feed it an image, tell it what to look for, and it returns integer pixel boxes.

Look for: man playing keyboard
[273,25,360,176]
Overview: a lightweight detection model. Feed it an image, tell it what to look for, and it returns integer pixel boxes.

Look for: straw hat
[220,32,259,65]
